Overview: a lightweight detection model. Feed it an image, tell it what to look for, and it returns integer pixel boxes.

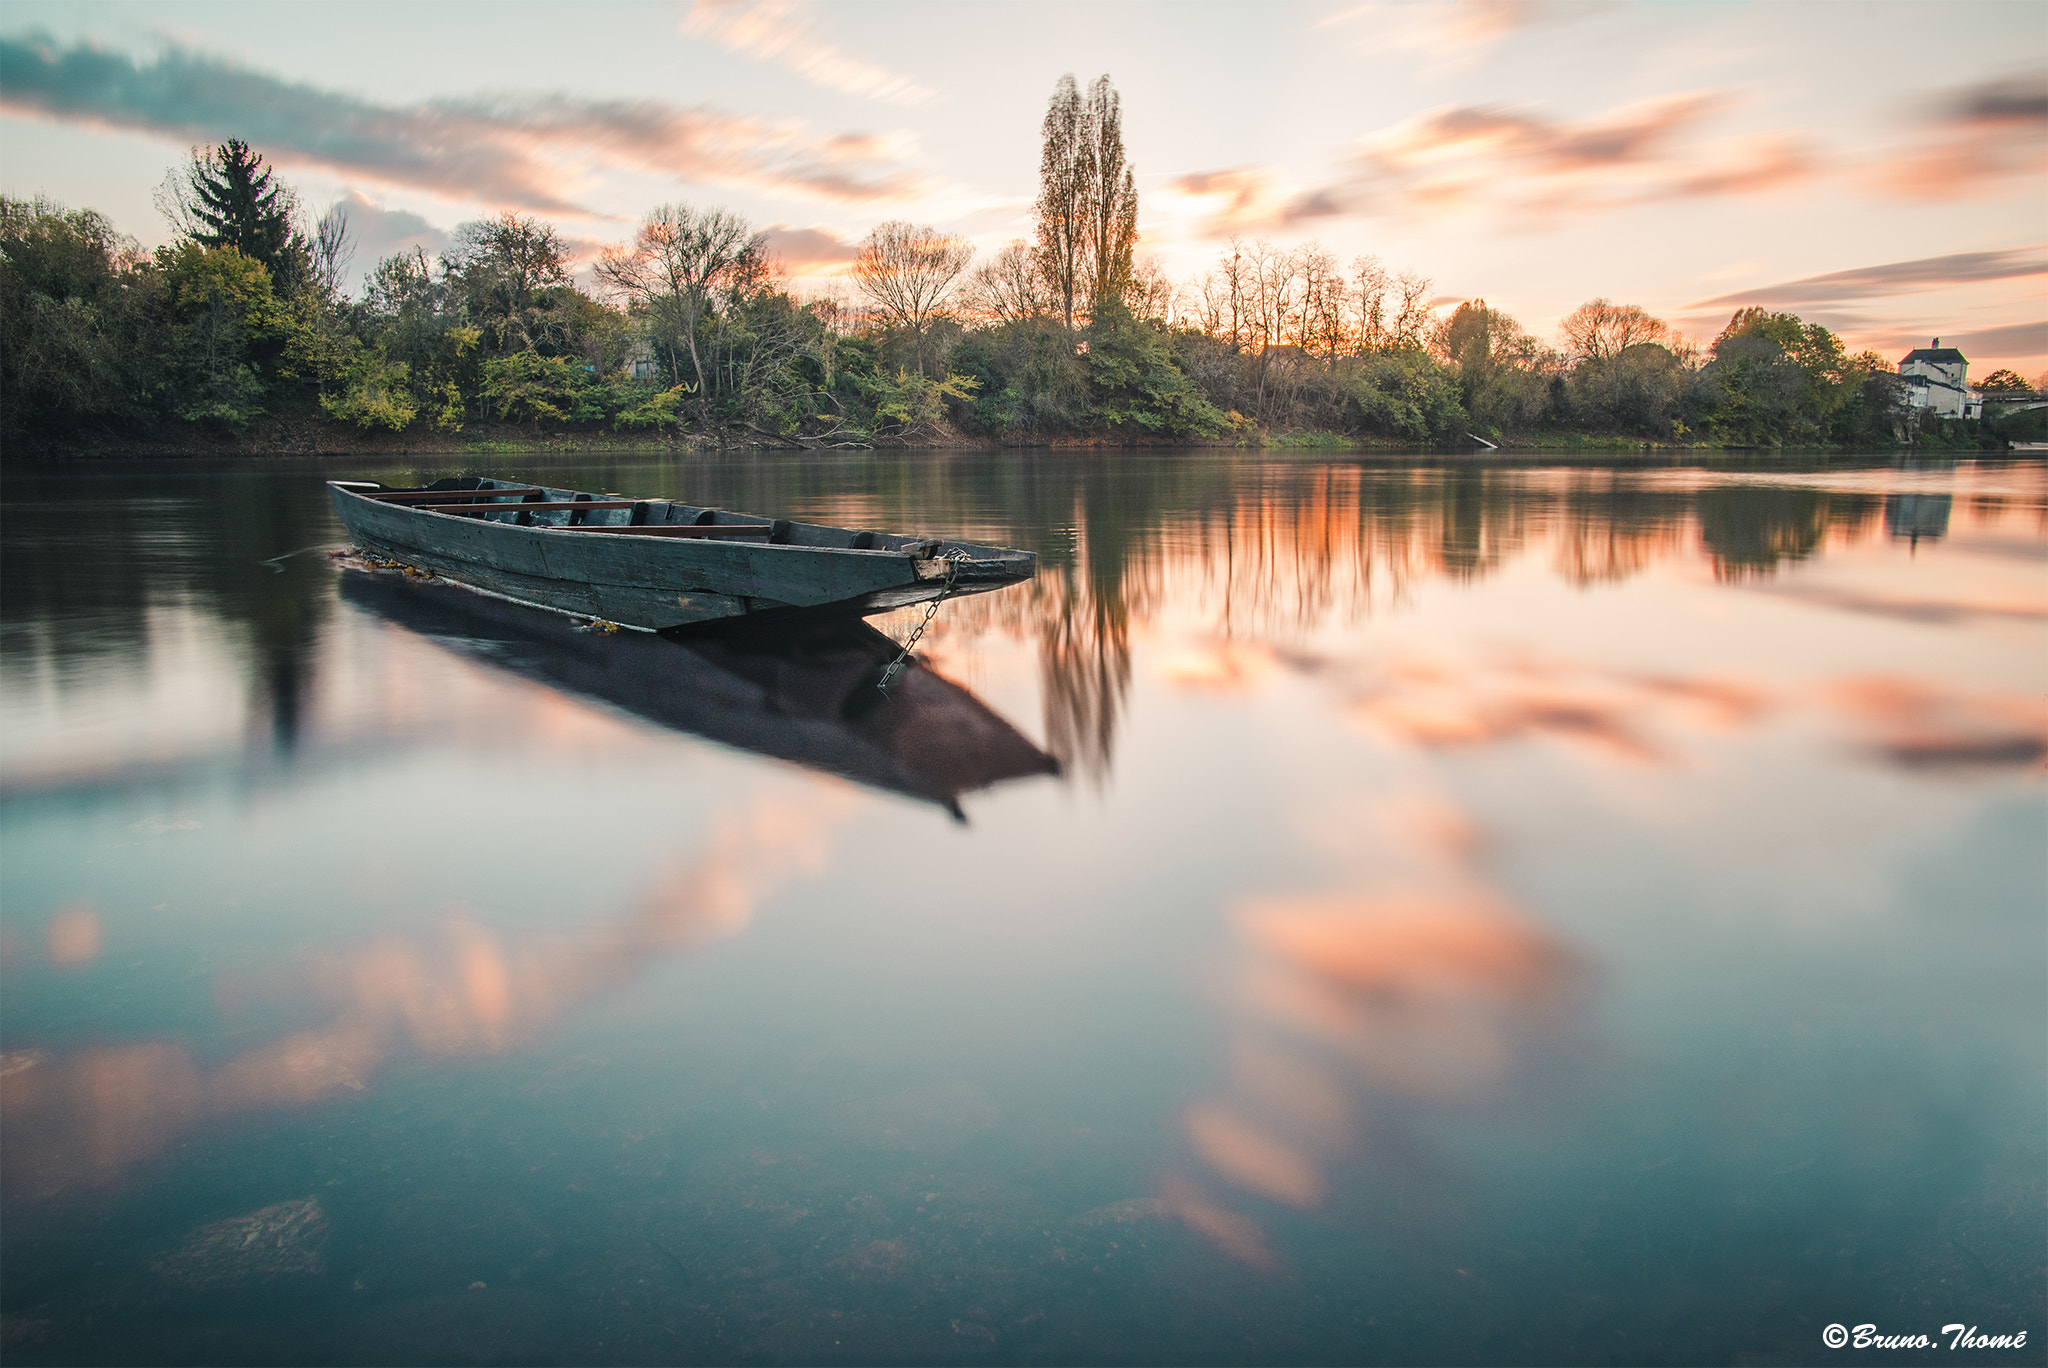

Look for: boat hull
[328,478,1035,631]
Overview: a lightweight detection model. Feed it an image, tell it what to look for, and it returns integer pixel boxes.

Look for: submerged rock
[152,1197,327,1290]
[1070,1197,1169,1227]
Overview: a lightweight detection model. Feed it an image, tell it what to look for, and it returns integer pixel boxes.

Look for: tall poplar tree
[1035,75,1089,330]
[1034,74,1140,329]
[1082,76,1137,316]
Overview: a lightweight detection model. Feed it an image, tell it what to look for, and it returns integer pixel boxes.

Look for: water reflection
[339,566,1059,816]
[1886,492,1953,545]
[963,463,2011,778]
[0,453,2040,1362]
[2,786,852,1203]
[7,457,2027,793]
[0,467,334,753]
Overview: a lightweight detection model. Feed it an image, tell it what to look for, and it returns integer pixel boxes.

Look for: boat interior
[334,477,952,555]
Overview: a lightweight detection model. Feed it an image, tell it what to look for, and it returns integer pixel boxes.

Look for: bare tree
[1559,298,1673,361]
[963,239,1052,325]
[596,203,755,416]
[1390,270,1435,349]
[1350,255,1390,353]
[1127,254,1177,324]
[1212,237,1250,351]
[312,203,355,301]
[1293,245,1346,366]
[851,221,971,376]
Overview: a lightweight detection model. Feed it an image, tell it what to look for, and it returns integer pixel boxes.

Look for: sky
[2,0,2043,375]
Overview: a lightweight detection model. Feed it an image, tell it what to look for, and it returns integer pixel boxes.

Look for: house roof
[1901,347,1967,364]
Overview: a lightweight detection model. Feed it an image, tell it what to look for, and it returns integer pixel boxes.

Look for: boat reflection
[337,562,1059,819]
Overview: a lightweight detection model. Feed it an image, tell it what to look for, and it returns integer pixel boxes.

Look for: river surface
[1,451,2042,1366]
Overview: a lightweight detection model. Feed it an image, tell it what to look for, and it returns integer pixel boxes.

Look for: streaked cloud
[757,222,860,270]
[681,0,935,107]
[1948,321,2048,357]
[0,33,933,216]
[1167,91,1820,235]
[1873,72,2048,200]
[1343,93,1816,219]
[1693,248,2048,309]
[1856,320,2048,363]
[1317,0,1619,71]
[1164,167,1332,237]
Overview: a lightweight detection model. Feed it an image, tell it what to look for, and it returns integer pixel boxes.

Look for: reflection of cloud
[1184,1098,1327,1207]
[1157,1173,1281,1271]
[1153,640,1279,694]
[46,903,100,966]
[1692,247,2048,309]
[1348,670,1667,763]
[681,0,935,106]
[1873,72,2048,201]
[1244,891,1572,1016]
[1,1043,202,1200]
[1748,584,2048,627]
[1825,676,2046,774]
[0,34,931,214]
[2,791,853,1201]
[1169,876,1586,1264]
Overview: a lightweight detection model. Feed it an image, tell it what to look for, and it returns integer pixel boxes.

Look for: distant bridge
[1981,390,2046,414]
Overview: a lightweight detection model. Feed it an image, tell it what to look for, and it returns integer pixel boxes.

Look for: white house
[1898,339,1983,420]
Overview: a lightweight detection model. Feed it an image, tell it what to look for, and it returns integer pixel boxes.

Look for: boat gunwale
[327,480,1032,565]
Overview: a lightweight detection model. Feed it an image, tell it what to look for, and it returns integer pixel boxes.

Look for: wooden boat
[337,560,1060,817]
[327,476,1036,631]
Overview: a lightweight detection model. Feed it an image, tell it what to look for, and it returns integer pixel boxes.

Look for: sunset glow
[1,0,2040,372]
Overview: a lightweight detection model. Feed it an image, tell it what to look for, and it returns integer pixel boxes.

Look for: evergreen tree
[160,140,310,294]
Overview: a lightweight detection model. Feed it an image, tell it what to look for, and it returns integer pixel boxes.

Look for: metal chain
[877,560,959,696]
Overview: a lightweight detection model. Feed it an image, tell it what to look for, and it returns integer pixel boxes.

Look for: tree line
[0,80,1994,451]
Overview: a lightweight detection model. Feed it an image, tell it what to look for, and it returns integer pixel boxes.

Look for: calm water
[1,451,2041,1366]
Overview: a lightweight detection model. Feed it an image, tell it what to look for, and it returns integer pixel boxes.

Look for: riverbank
[9,413,2008,461]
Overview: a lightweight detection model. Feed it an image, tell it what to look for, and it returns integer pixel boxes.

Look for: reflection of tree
[1430,466,1527,581]
[1551,477,1691,586]
[1035,564,1129,783]
[7,453,1932,792]
[1695,488,1879,581]
[0,463,333,754]
[206,470,334,751]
